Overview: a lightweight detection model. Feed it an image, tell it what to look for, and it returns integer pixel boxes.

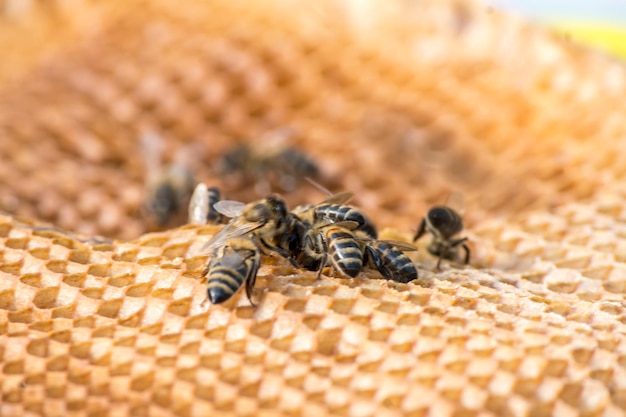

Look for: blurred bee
[202,236,261,305]
[216,128,320,193]
[299,221,365,278]
[188,183,224,225]
[413,204,470,269]
[356,231,419,283]
[201,194,299,267]
[293,180,378,239]
[142,132,196,226]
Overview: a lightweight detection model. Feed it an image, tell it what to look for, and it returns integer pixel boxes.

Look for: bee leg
[245,292,257,308]
[450,237,470,266]
[436,256,443,271]
[316,254,328,279]
[244,256,260,307]
[413,218,427,242]
[461,243,470,265]
[259,239,299,268]
[243,280,256,307]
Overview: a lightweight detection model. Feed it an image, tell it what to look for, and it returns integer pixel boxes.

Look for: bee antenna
[305,177,332,197]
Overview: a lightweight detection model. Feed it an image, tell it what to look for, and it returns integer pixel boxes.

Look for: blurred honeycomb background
[2,0,626,416]
[2,0,625,242]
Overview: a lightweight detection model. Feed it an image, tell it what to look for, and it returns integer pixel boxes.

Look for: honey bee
[413,205,470,269]
[293,188,378,239]
[201,194,298,267]
[202,236,261,305]
[299,221,365,278]
[142,132,196,226]
[188,183,224,225]
[216,128,320,193]
[357,233,419,283]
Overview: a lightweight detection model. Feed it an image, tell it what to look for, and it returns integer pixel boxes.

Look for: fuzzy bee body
[205,186,223,224]
[300,222,364,278]
[292,189,377,239]
[270,148,320,189]
[363,241,418,283]
[204,195,299,267]
[147,165,195,225]
[142,132,196,226]
[313,203,378,239]
[413,205,470,269]
[216,131,320,193]
[204,237,261,305]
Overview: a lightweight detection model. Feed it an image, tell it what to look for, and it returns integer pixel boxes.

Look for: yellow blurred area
[551,21,626,60]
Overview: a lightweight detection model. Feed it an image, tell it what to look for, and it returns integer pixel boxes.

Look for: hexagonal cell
[113,249,139,262]
[87,263,111,278]
[5,238,29,250]
[68,249,91,265]
[32,287,61,309]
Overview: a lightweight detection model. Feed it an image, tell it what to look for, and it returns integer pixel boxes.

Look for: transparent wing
[198,220,262,255]
[261,127,295,156]
[352,237,419,252]
[218,252,246,268]
[315,220,360,231]
[188,183,209,225]
[214,200,246,218]
[319,191,354,206]
[378,240,419,252]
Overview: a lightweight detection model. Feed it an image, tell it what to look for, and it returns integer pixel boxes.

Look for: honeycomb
[1,0,626,416]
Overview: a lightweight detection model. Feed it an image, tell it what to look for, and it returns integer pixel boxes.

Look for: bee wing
[217,252,246,268]
[213,200,246,218]
[198,220,263,255]
[378,240,419,252]
[315,220,360,231]
[262,127,296,156]
[320,191,354,206]
[188,183,210,225]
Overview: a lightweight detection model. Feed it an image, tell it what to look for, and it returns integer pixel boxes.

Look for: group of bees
[142,133,470,306]
[142,129,321,226]
[186,182,470,306]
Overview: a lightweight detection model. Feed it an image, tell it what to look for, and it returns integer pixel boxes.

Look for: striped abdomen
[365,242,417,283]
[207,252,256,304]
[206,186,222,224]
[426,206,463,239]
[326,228,364,278]
[315,204,378,239]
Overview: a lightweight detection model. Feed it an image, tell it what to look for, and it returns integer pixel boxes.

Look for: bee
[267,146,320,191]
[142,132,196,225]
[203,236,261,305]
[299,221,365,278]
[293,182,377,239]
[188,183,224,225]
[413,205,470,269]
[201,194,299,267]
[216,128,320,193]
[357,232,419,283]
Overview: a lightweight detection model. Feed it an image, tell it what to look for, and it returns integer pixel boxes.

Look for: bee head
[266,195,288,219]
